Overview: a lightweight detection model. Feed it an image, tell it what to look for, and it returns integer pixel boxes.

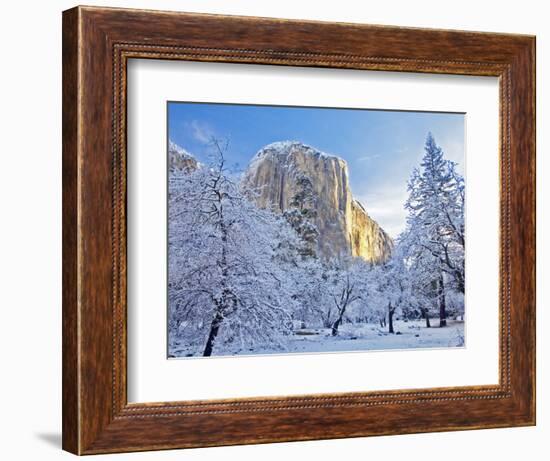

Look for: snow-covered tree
[368,247,411,334]
[398,231,438,327]
[282,172,319,258]
[402,133,465,327]
[323,258,364,336]
[290,258,330,329]
[168,140,298,356]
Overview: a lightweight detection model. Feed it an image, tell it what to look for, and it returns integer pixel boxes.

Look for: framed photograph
[62,6,535,455]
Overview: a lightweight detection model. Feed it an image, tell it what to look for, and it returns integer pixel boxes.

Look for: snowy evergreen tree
[282,172,319,258]
[402,133,465,327]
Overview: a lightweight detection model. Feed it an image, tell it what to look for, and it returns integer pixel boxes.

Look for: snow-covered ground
[169,319,465,358]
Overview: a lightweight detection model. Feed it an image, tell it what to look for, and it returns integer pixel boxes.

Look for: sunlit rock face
[243,141,393,262]
[169,141,198,173]
[350,199,394,262]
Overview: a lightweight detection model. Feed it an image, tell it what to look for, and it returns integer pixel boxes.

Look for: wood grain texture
[62,5,536,455]
[62,6,79,454]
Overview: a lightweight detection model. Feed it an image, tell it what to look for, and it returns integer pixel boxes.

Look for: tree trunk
[388,303,395,334]
[421,307,431,328]
[204,205,231,357]
[438,274,447,327]
[323,308,332,328]
[331,316,342,336]
[331,283,353,336]
[203,311,223,357]
[456,273,465,294]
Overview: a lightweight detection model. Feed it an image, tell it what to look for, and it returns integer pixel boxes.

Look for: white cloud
[356,154,380,162]
[186,120,215,144]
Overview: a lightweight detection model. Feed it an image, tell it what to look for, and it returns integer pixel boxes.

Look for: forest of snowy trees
[168,134,465,358]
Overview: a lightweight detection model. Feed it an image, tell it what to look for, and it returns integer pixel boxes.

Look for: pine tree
[282,172,319,258]
[402,133,465,327]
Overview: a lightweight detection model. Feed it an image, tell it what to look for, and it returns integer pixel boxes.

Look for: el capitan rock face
[243,141,393,262]
[351,199,394,262]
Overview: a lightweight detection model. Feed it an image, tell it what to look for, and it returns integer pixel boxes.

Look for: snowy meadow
[167,104,465,358]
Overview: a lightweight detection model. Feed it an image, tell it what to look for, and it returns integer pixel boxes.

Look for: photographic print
[167,102,465,358]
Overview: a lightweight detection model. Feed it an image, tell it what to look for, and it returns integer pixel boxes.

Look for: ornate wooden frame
[62,5,536,455]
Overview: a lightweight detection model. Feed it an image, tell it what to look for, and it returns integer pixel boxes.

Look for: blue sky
[168,102,464,238]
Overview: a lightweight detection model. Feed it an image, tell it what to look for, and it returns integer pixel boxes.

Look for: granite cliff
[243,141,393,262]
[169,141,198,173]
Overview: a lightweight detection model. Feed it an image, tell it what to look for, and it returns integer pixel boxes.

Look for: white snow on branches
[168,134,465,357]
